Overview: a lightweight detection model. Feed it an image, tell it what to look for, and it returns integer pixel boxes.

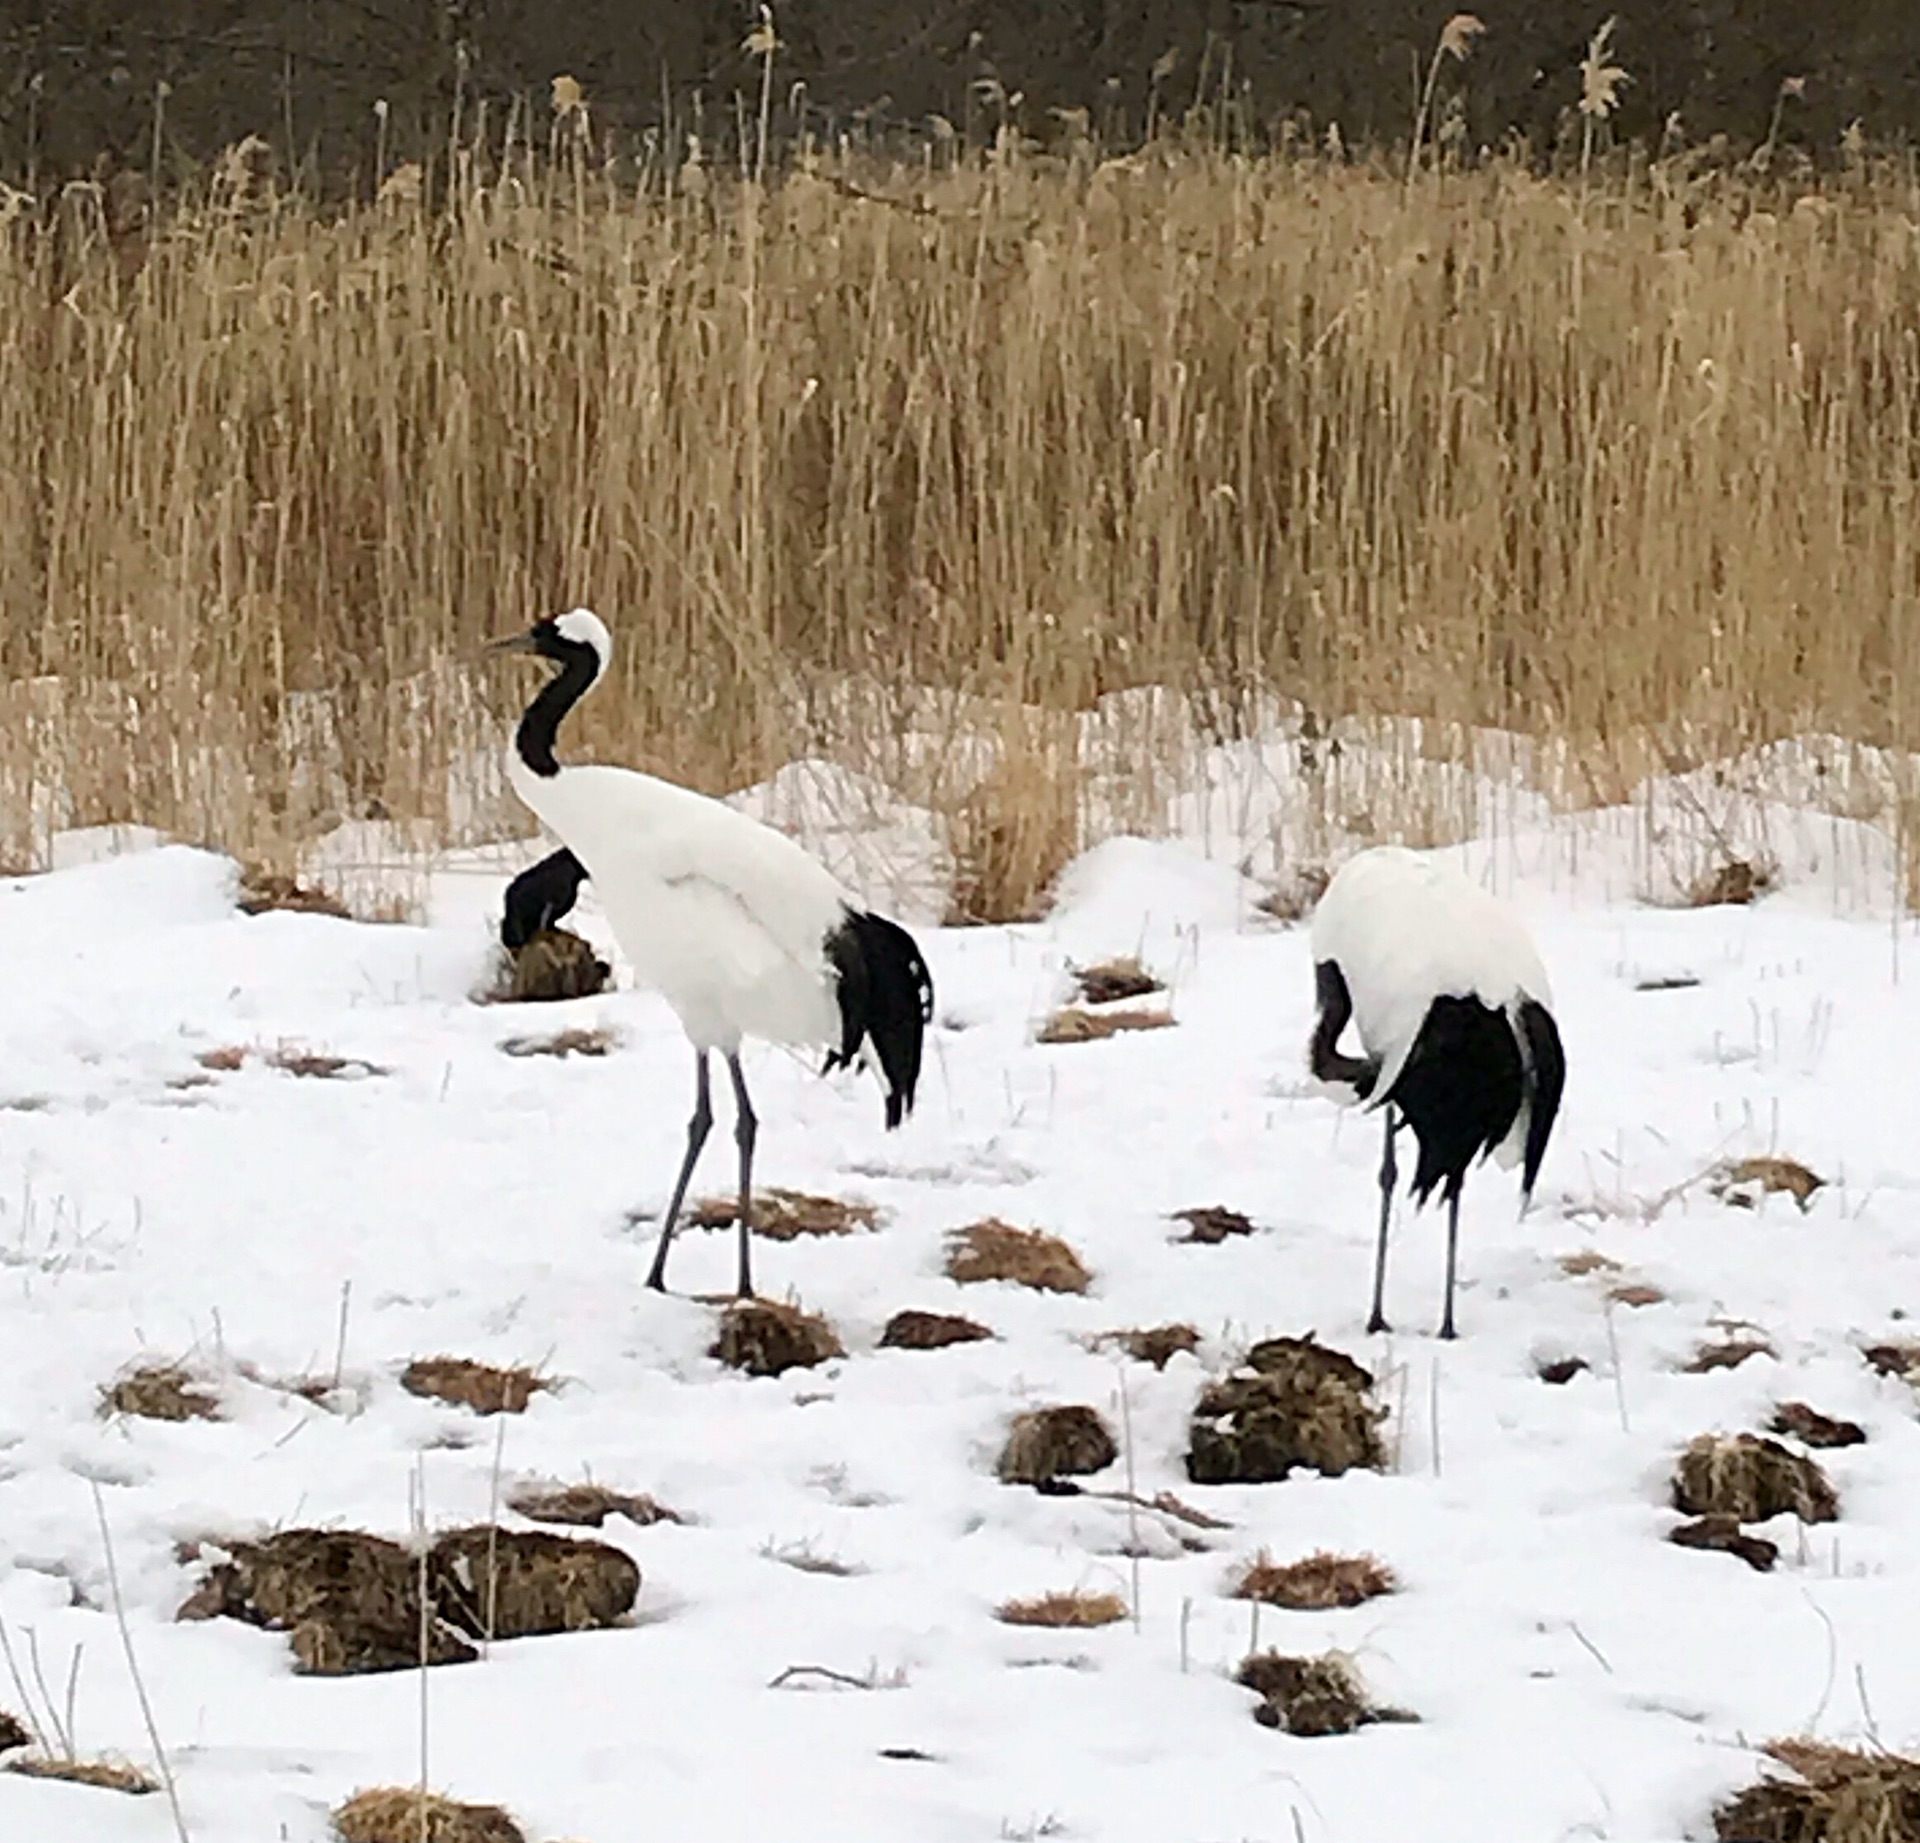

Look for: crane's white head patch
[553,607,612,684]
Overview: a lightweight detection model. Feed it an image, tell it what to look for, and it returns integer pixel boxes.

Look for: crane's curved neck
[515,650,600,779]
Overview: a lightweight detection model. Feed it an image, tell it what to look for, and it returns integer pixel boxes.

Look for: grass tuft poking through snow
[944,1220,1092,1293]
[711,1299,844,1376]
[98,1359,222,1423]
[996,1590,1129,1629]
[1671,1433,1839,1525]
[996,1407,1118,1487]
[1230,1550,1398,1610]
[401,1357,550,1416]
[334,1786,528,1843]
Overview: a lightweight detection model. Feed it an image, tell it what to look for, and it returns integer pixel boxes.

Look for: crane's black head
[487,606,612,687]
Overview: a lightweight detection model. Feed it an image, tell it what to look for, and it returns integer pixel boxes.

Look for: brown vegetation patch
[1254,866,1332,927]
[1670,1514,1780,1573]
[6,1755,158,1794]
[237,867,351,919]
[1713,1739,1920,1842]
[878,1309,994,1351]
[1537,1356,1591,1384]
[1037,1005,1175,1045]
[1685,858,1779,909]
[266,1043,388,1080]
[1172,1205,1255,1244]
[996,1589,1129,1628]
[1187,1336,1387,1485]
[1093,1323,1200,1370]
[100,1359,222,1423]
[1231,1550,1397,1611]
[1608,1282,1668,1309]
[334,1787,528,1843]
[1236,1650,1413,1736]
[482,929,612,1005]
[1685,1337,1776,1374]
[944,1220,1091,1294]
[691,1188,879,1240]
[179,1524,637,1673]
[944,723,1082,927]
[498,1026,616,1059]
[0,1710,27,1752]
[997,1405,1118,1487]
[1770,1403,1867,1449]
[433,1526,640,1639]
[1071,957,1164,1006]
[1712,1155,1826,1211]
[1559,1249,1623,1276]
[1863,1341,1920,1384]
[711,1299,844,1377]
[196,1044,249,1072]
[763,1539,861,1577]
[506,1482,683,1529]
[401,1357,549,1416]
[1672,1433,1838,1525]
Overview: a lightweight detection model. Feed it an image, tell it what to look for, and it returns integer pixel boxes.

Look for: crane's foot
[1366,1310,1391,1334]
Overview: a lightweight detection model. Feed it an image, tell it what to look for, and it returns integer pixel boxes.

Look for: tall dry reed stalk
[0,113,1916,904]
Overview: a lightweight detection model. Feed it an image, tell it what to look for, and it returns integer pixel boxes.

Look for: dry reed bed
[2,139,1919,898]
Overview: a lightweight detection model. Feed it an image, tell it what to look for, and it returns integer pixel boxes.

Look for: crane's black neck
[515,647,600,779]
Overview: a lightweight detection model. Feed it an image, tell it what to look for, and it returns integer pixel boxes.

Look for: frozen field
[2,768,1918,1842]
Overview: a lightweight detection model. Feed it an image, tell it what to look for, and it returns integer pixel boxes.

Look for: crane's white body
[506,753,850,1055]
[1311,847,1553,1165]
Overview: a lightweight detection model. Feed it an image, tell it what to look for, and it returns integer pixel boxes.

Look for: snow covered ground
[2,779,1919,1842]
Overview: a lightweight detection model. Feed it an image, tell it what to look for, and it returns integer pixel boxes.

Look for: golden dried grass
[99,1359,222,1423]
[400,1357,549,1416]
[7,1755,158,1794]
[944,1220,1092,1294]
[334,1788,527,1843]
[1036,1005,1176,1045]
[1230,1550,1398,1610]
[0,136,1916,908]
[996,1589,1129,1628]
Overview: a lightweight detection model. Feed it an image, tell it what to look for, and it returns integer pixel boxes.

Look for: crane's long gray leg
[645,1051,712,1292]
[1439,1187,1462,1341]
[727,1052,758,1299]
[1367,1111,1398,1334]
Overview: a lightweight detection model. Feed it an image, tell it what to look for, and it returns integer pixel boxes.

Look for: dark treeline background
[0,1,1913,185]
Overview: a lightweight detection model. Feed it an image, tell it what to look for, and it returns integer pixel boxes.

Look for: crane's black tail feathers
[1387,995,1526,1209]
[1516,997,1566,1203]
[502,847,589,951]
[825,910,934,1130]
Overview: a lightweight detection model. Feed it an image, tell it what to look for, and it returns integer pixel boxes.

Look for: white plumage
[1308,846,1566,1338]
[489,608,933,1298]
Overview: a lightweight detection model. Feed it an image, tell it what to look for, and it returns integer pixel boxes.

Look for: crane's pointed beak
[482,630,540,657]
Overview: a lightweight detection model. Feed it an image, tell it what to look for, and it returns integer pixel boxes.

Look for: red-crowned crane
[1307,847,1565,1339]
[488,608,933,1299]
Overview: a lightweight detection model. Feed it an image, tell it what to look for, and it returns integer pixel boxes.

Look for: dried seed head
[1439,14,1486,62]
[743,7,781,58]
[551,74,584,117]
[1579,17,1631,121]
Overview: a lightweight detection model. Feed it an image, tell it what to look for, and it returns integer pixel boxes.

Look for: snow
[3,778,1920,1843]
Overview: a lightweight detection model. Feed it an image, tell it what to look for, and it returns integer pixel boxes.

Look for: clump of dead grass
[334,1787,528,1843]
[179,1524,638,1671]
[401,1357,550,1416]
[1712,1738,1920,1842]
[498,1025,616,1058]
[1254,864,1333,927]
[1684,857,1779,909]
[265,1042,388,1080]
[1230,1550,1397,1610]
[1037,1004,1175,1045]
[1172,1205,1255,1244]
[1670,1514,1780,1573]
[944,1220,1091,1294]
[879,1309,994,1350]
[1672,1433,1839,1525]
[6,1755,158,1794]
[99,1359,222,1423]
[479,929,612,1005]
[997,1405,1119,1486]
[1071,957,1164,1005]
[1712,1156,1826,1211]
[711,1299,844,1376]
[1537,1355,1591,1384]
[1187,1336,1387,1484]
[0,1710,27,1752]
[1558,1249,1623,1277]
[237,866,351,919]
[1092,1323,1200,1370]
[1864,1341,1920,1385]
[691,1189,878,1240]
[1685,1336,1776,1374]
[944,716,1082,926]
[1236,1650,1413,1735]
[1770,1403,1866,1449]
[507,1482,684,1528]
[996,1589,1129,1628]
